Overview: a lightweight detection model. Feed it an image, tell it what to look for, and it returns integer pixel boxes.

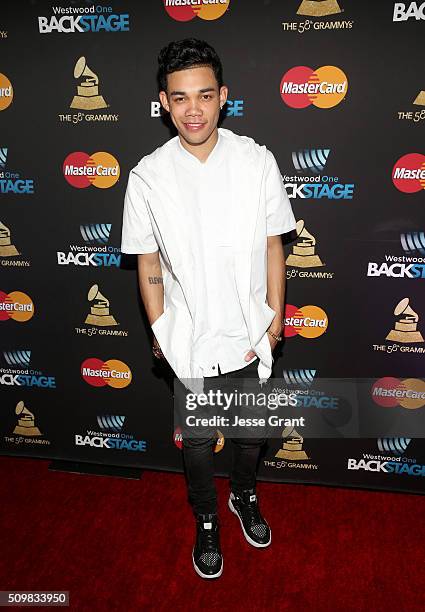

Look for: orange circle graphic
[298,305,328,338]
[7,291,34,322]
[90,152,120,189]
[0,73,13,111]
[311,66,348,109]
[399,378,425,410]
[103,359,132,388]
[197,1,230,20]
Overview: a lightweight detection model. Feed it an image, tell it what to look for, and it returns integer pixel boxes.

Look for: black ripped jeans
[177,358,270,516]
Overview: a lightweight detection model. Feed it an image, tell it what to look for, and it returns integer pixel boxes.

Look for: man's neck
[178,128,219,164]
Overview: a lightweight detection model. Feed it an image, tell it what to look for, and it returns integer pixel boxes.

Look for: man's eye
[202,95,212,100]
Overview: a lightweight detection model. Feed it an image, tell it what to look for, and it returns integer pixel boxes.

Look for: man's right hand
[137,253,165,360]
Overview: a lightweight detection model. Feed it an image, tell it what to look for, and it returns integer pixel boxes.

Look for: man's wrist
[269,322,283,333]
[268,329,282,342]
[268,315,283,336]
[268,309,283,339]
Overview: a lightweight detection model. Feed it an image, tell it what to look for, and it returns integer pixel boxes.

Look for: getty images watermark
[184,387,304,429]
[174,376,307,439]
[173,376,425,440]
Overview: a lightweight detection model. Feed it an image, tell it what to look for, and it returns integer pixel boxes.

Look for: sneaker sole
[228,497,271,548]
[192,549,223,579]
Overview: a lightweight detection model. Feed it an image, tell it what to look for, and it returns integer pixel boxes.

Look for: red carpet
[0,456,424,612]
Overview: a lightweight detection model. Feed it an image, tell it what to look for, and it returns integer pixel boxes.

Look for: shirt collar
[175,129,224,170]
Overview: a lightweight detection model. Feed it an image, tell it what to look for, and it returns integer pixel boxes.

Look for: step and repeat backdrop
[1,1,424,494]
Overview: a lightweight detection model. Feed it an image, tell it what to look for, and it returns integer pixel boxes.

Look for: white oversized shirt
[121,128,296,378]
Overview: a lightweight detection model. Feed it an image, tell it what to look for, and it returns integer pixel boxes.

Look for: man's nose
[186,98,202,115]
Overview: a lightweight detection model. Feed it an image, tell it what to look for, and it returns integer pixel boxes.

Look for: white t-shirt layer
[121,129,296,377]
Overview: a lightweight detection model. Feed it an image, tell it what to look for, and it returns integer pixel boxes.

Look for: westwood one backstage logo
[393,2,425,21]
[38,5,130,33]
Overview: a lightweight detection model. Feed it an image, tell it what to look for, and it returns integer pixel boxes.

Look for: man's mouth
[184,122,206,131]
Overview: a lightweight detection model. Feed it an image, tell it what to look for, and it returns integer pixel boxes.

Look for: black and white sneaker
[228,489,271,548]
[192,513,223,579]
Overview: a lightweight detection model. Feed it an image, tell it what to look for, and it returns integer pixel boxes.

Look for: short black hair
[157,38,223,93]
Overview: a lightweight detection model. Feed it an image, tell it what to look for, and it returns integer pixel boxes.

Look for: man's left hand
[244,333,278,362]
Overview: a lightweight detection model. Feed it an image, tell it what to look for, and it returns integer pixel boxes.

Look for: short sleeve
[265,150,296,236]
[120,169,159,254]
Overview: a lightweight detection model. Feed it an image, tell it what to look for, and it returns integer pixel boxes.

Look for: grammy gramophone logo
[386,298,424,344]
[286,219,324,268]
[297,0,342,17]
[275,426,309,460]
[413,89,425,106]
[13,400,41,436]
[85,284,118,326]
[70,56,108,110]
[0,221,19,257]
[397,86,425,122]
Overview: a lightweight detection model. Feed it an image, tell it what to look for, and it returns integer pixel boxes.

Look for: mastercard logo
[284,304,328,338]
[280,66,348,109]
[63,152,120,189]
[163,0,230,21]
[173,427,225,452]
[173,427,183,449]
[372,377,425,409]
[81,358,132,388]
[392,153,425,194]
[0,73,13,111]
[0,291,34,322]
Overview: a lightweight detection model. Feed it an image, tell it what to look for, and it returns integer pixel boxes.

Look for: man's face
[159,65,228,147]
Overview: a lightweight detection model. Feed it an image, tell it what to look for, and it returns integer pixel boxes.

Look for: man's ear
[219,85,228,109]
[159,91,170,113]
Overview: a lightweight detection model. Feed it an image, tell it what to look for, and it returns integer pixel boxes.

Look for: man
[120,38,296,579]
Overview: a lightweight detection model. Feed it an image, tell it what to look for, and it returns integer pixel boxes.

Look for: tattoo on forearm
[148,276,163,284]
